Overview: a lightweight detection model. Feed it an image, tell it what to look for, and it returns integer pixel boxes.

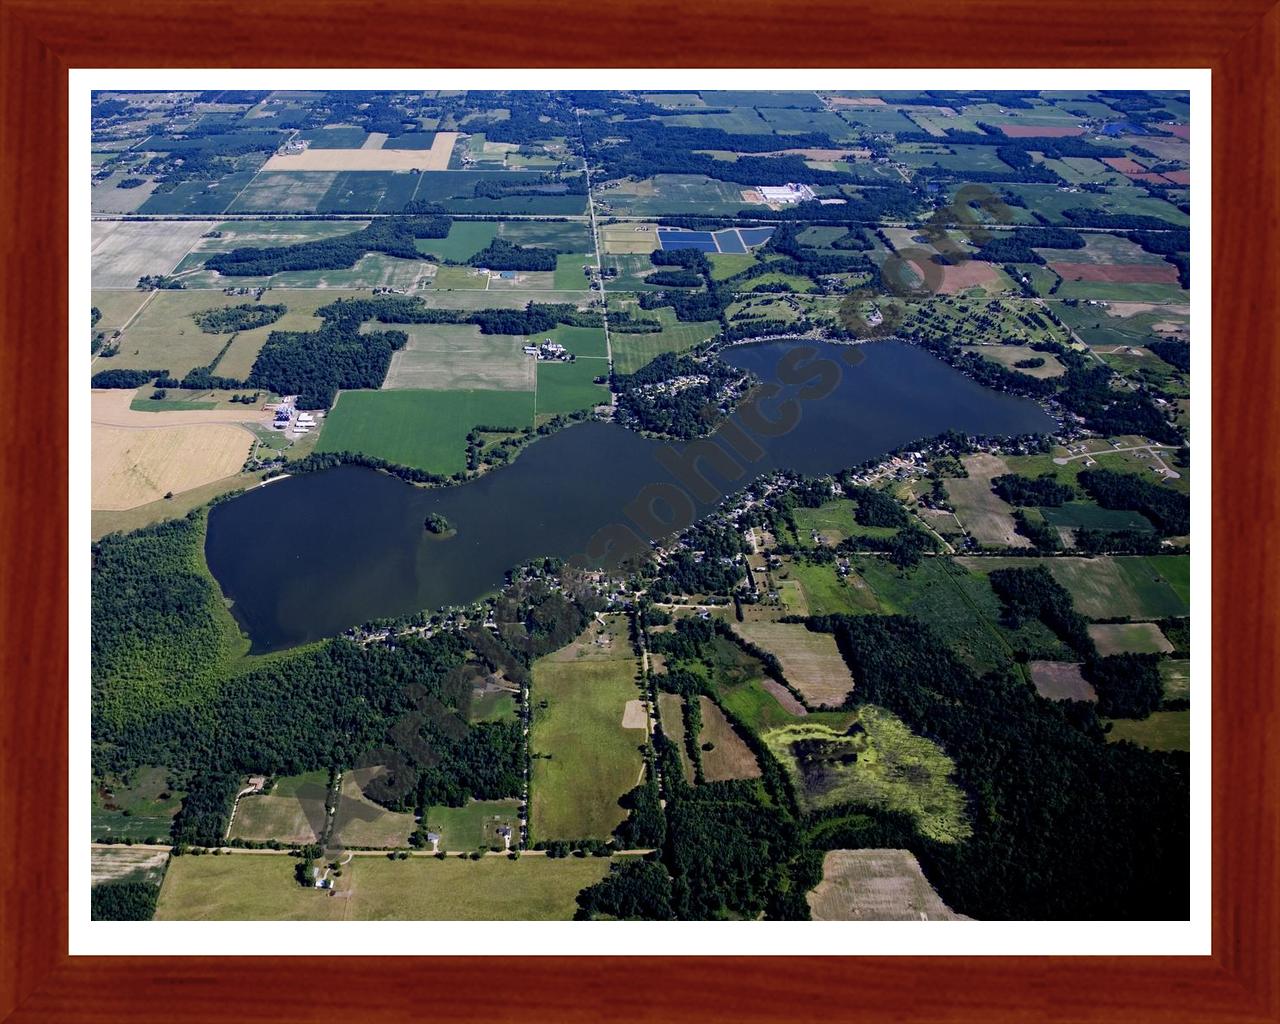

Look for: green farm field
[536,358,609,417]
[957,555,1190,619]
[92,766,184,842]
[157,851,604,921]
[530,623,644,842]
[1105,711,1190,752]
[783,558,882,616]
[414,220,498,261]
[318,389,534,475]
[381,324,536,392]
[610,306,720,375]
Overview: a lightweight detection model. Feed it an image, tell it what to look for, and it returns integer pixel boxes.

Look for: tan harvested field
[92,176,159,214]
[92,388,272,428]
[947,452,1030,548]
[763,678,808,715]
[601,222,659,254]
[331,767,418,848]
[621,699,649,731]
[382,323,535,391]
[93,290,298,378]
[962,343,1065,379]
[697,696,761,782]
[825,95,888,107]
[362,131,388,149]
[732,622,854,708]
[91,219,215,288]
[93,422,254,510]
[1087,622,1174,656]
[264,132,459,171]
[91,847,170,887]
[1028,661,1097,702]
[807,849,968,921]
[1105,301,1190,319]
[1051,262,1180,284]
[936,260,1005,295]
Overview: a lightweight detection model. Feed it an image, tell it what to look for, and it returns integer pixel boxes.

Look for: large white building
[757,182,816,204]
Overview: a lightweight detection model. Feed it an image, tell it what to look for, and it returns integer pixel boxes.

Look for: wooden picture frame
[2,1,1275,1019]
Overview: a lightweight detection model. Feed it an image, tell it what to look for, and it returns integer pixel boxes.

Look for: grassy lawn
[230,770,329,844]
[708,252,757,280]
[423,799,522,852]
[1087,622,1173,656]
[530,624,644,842]
[535,359,609,417]
[318,389,534,475]
[1105,711,1190,752]
[331,767,417,848]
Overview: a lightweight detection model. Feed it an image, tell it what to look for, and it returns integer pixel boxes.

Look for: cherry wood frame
[2,1,1276,1020]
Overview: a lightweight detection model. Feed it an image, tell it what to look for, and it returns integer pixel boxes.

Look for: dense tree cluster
[91,368,167,389]
[467,238,558,271]
[171,772,242,845]
[92,513,244,730]
[970,227,1085,264]
[845,485,910,528]
[90,882,159,921]
[1147,339,1190,372]
[247,309,409,407]
[648,523,747,597]
[991,472,1077,506]
[1085,653,1165,719]
[575,859,675,919]
[192,303,286,334]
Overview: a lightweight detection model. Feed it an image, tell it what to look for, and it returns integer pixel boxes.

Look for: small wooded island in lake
[424,513,453,535]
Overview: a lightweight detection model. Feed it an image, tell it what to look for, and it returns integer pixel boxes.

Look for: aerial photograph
[88,88,1192,924]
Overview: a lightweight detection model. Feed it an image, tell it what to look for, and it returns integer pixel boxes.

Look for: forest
[813,613,1188,919]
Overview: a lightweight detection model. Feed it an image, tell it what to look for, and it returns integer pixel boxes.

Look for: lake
[206,340,1054,651]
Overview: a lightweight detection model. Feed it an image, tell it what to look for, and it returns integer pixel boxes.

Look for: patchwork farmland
[89,87,1195,925]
